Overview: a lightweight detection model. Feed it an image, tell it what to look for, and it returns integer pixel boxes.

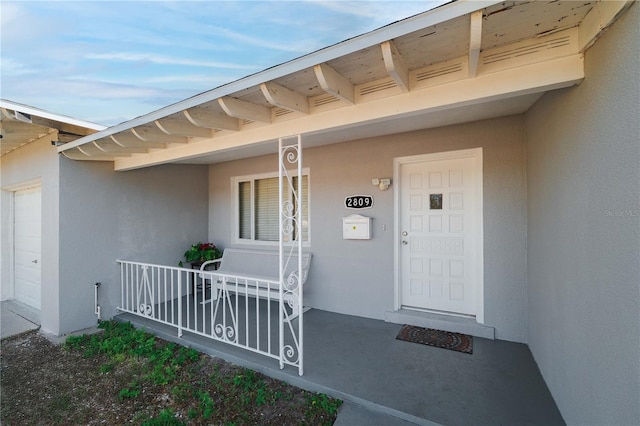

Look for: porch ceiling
[0,100,106,157]
[56,0,633,171]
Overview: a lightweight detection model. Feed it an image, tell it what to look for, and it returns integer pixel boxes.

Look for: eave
[0,99,106,156]
[56,0,634,171]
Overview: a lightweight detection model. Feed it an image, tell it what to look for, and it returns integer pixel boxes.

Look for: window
[233,171,309,244]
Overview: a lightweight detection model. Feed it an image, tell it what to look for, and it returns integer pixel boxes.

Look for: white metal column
[279,135,303,375]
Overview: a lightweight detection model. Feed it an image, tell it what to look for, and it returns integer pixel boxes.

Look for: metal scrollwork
[281,200,297,237]
[138,304,153,316]
[282,145,299,165]
[284,271,300,291]
[136,266,154,317]
[283,344,299,364]
[214,323,236,342]
[284,293,298,310]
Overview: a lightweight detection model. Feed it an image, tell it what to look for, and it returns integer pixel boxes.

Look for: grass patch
[55,320,341,424]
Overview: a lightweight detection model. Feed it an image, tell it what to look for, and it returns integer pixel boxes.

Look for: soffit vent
[415,62,464,82]
[313,95,340,107]
[359,79,398,96]
[14,111,32,123]
[274,108,293,117]
[482,35,572,65]
[242,119,254,126]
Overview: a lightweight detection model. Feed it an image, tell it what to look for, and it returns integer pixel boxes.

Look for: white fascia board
[58,0,503,154]
[0,99,106,131]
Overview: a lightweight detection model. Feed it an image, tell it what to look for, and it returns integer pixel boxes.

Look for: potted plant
[179,242,222,267]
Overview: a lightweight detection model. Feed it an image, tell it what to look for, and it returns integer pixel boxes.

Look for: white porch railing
[116,135,305,375]
[116,260,303,374]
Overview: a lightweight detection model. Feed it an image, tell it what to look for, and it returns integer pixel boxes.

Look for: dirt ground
[0,329,339,425]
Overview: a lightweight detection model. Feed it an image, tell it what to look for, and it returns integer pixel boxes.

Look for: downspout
[94,282,101,321]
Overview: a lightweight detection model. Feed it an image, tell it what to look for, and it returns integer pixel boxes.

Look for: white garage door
[14,186,42,310]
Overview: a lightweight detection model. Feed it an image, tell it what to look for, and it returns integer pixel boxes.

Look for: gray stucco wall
[209,115,528,342]
[525,5,640,425]
[57,159,209,334]
[1,135,61,334]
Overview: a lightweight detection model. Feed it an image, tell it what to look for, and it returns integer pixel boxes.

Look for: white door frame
[393,148,484,323]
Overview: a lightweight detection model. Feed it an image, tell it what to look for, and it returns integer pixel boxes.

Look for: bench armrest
[200,259,222,271]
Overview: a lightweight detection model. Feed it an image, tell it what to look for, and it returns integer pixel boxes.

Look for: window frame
[231,168,311,247]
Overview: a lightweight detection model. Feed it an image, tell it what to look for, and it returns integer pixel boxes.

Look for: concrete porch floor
[117,308,564,425]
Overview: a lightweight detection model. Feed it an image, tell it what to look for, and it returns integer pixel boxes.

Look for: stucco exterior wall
[57,159,209,335]
[209,115,528,342]
[1,135,60,334]
[525,5,640,425]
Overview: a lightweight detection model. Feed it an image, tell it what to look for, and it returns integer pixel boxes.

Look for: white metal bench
[199,248,312,317]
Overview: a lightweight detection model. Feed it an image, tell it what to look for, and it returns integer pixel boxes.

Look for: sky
[0,1,449,126]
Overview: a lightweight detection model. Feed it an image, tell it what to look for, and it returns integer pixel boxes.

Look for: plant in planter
[179,242,222,267]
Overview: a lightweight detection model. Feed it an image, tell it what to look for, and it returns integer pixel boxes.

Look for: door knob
[32,259,38,264]
[402,231,408,236]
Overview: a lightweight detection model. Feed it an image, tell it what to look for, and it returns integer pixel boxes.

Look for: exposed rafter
[381,41,410,92]
[314,63,355,104]
[61,149,116,161]
[218,97,272,123]
[0,120,53,155]
[111,132,166,149]
[56,133,83,144]
[53,0,633,167]
[468,10,483,78]
[76,142,130,158]
[183,107,240,131]
[132,125,188,144]
[260,81,309,114]
[2,108,97,137]
[155,115,213,138]
[99,137,153,154]
[0,119,50,137]
[91,145,138,156]
[578,0,634,52]
[113,54,584,171]
[1,101,104,156]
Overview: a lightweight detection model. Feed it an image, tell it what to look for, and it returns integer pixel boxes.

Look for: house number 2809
[345,195,373,209]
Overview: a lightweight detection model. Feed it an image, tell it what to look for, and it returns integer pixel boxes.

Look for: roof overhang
[57,0,634,171]
[0,99,106,156]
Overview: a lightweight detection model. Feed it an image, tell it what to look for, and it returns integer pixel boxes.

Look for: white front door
[14,186,42,310]
[398,149,483,317]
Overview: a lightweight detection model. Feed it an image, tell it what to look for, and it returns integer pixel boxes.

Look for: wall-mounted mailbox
[343,214,371,240]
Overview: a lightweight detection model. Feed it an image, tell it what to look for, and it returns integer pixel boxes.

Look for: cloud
[142,74,235,85]
[85,52,257,70]
[1,0,456,125]
[6,76,175,100]
[311,0,451,25]
[204,24,315,53]
[0,2,57,43]
[1,74,196,125]
[0,57,37,76]
[0,2,20,24]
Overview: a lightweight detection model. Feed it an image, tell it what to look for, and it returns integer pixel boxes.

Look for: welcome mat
[396,325,473,354]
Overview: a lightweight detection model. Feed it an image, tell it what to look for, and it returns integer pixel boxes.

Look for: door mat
[396,325,473,354]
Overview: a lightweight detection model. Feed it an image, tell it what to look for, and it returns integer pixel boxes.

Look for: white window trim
[231,168,311,247]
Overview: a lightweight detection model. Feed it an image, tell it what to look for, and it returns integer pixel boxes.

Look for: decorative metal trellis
[279,135,304,374]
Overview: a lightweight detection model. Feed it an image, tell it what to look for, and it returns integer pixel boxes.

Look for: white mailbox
[343,214,371,240]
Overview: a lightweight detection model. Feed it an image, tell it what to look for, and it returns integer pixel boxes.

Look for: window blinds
[238,175,309,242]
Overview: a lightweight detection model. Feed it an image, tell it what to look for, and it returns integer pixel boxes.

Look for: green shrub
[141,409,185,426]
